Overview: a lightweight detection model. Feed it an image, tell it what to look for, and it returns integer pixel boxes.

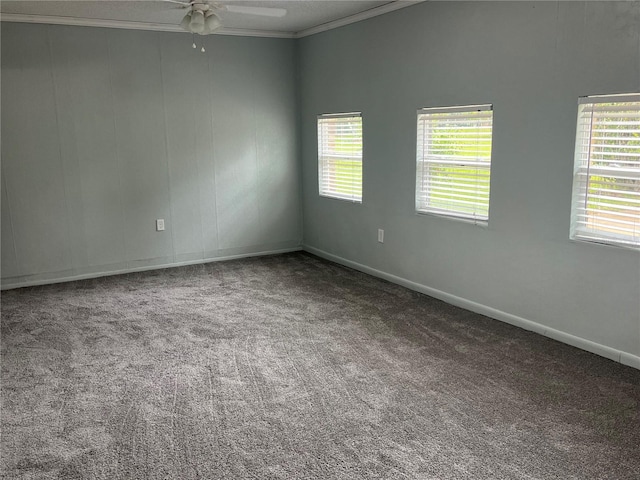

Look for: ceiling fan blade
[161,0,193,6]
[223,5,287,18]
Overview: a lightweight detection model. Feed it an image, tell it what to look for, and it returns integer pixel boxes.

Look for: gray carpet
[1,252,639,479]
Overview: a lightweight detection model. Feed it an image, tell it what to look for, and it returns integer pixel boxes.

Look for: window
[317,113,363,202]
[416,104,493,223]
[570,94,640,248]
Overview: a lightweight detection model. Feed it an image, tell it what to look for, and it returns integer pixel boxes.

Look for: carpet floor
[1,252,639,479]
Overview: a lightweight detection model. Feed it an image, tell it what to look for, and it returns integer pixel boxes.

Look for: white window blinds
[317,113,363,203]
[570,94,640,248]
[416,104,493,223]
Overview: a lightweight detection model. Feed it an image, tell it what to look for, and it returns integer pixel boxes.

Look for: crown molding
[0,13,296,38]
[294,0,425,39]
[219,27,294,39]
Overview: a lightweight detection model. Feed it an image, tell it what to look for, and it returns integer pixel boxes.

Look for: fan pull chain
[191,34,205,53]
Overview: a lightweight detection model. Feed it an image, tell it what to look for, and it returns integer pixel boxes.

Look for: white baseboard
[303,245,640,371]
[620,352,640,370]
[1,247,303,290]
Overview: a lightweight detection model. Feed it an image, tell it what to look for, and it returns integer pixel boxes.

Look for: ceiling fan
[164,1,287,35]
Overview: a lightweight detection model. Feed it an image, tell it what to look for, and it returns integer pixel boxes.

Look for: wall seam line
[207,40,221,253]
[1,171,20,274]
[105,30,129,265]
[46,25,76,275]
[158,33,177,263]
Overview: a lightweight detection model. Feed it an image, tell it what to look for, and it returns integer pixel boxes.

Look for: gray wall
[1,23,301,288]
[299,2,640,361]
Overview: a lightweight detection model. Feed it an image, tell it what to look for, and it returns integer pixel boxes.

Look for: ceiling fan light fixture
[204,12,222,34]
[190,10,205,34]
[179,12,192,31]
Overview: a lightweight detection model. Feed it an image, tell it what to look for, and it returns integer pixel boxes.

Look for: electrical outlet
[378,228,384,243]
[156,219,165,231]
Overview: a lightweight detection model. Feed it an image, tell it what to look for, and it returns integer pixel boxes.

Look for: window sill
[569,236,639,251]
[415,210,488,227]
[320,193,362,204]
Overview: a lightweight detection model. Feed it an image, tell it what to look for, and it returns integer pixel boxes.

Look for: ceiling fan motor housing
[191,3,212,14]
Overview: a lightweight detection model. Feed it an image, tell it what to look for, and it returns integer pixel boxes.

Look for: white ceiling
[0,0,424,38]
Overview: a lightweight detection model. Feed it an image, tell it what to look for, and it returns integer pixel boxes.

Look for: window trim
[317,112,363,203]
[570,93,640,249]
[415,103,494,225]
